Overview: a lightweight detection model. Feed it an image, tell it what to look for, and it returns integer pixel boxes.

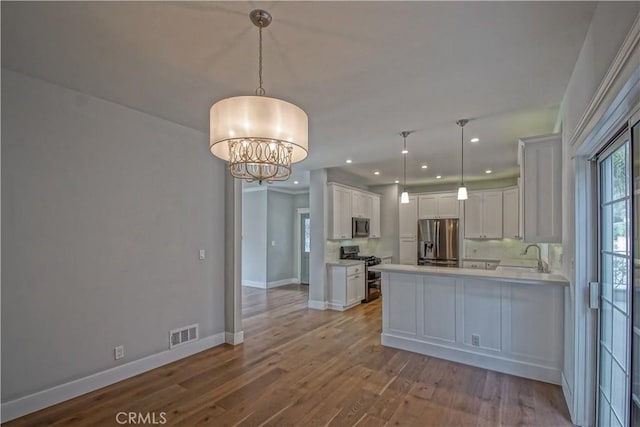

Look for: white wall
[308,169,328,307]
[241,190,267,285]
[1,70,226,401]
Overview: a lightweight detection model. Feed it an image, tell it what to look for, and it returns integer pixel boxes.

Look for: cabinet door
[502,188,520,239]
[351,191,364,218]
[347,274,362,305]
[418,195,438,219]
[399,238,417,265]
[362,194,373,219]
[464,193,484,238]
[482,191,503,239]
[370,196,381,238]
[399,196,418,238]
[437,193,459,218]
[339,188,352,239]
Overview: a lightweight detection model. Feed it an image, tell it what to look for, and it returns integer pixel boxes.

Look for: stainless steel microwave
[352,217,370,238]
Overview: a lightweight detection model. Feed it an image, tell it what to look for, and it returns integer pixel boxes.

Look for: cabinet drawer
[347,264,364,276]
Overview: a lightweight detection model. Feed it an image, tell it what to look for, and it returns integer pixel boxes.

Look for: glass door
[598,131,632,427]
[631,116,640,425]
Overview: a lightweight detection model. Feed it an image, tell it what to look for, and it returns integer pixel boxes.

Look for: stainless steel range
[340,245,381,302]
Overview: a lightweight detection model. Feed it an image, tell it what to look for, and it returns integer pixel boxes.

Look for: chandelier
[209,10,308,184]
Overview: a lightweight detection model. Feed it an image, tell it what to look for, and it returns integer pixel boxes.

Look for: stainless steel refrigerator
[417,219,459,267]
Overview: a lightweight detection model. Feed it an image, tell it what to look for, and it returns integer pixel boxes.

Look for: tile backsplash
[326,238,380,261]
[464,239,563,272]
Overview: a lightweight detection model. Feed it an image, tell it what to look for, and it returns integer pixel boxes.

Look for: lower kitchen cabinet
[328,263,365,311]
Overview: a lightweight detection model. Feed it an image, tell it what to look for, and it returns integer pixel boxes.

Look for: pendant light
[400,131,413,204]
[209,10,308,184]
[456,119,469,200]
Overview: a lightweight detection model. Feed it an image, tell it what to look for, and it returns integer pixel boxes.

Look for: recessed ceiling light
[374,171,380,175]
[421,165,428,169]
[293,180,299,184]
[394,180,400,184]
[485,169,492,174]
[470,137,480,143]
[346,159,353,164]
[436,175,442,179]
[401,149,408,154]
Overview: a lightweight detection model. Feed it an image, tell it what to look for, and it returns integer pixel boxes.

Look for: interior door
[597,131,631,427]
[300,213,310,285]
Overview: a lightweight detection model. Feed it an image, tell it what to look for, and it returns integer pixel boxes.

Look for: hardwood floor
[6,284,572,426]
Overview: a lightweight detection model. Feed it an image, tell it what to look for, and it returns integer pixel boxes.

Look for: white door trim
[294,208,310,283]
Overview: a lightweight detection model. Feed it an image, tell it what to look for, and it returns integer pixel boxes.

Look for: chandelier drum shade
[209,9,308,184]
[209,96,308,182]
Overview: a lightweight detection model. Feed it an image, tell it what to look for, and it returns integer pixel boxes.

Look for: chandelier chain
[256,25,265,96]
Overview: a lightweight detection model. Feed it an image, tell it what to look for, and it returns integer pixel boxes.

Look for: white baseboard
[267,277,297,288]
[225,330,244,345]
[1,332,226,423]
[243,280,266,289]
[561,372,575,423]
[381,333,562,385]
[307,299,328,310]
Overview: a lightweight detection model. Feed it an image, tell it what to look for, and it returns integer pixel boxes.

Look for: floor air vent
[169,323,199,349]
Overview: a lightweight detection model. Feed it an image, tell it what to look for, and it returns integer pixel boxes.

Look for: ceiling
[1,2,595,189]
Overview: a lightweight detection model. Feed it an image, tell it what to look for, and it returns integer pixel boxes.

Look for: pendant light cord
[403,136,407,191]
[460,124,464,185]
[256,25,265,96]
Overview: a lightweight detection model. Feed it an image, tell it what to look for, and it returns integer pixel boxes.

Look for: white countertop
[326,260,365,267]
[369,263,569,286]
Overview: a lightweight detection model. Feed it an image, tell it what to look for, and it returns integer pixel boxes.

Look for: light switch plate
[199,250,205,260]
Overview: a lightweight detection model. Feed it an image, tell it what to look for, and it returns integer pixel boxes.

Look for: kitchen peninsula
[370,264,569,384]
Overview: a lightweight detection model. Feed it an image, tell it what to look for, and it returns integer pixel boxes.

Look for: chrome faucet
[521,244,544,272]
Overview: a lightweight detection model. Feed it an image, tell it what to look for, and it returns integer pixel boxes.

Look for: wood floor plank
[4,284,572,427]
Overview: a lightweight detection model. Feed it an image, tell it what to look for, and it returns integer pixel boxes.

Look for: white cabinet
[351,192,372,219]
[418,195,438,218]
[399,196,418,265]
[502,187,520,239]
[464,190,503,239]
[369,195,381,238]
[328,184,352,240]
[399,196,418,238]
[418,193,459,219]
[518,134,562,243]
[328,263,365,311]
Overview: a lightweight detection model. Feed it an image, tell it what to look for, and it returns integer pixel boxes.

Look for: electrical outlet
[471,334,480,347]
[199,249,205,260]
[114,345,124,360]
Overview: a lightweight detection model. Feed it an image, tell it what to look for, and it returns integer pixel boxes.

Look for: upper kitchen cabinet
[399,195,418,238]
[464,190,503,239]
[328,183,352,240]
[502,187,520,240]
[369,195,381,238]
[351,191,372,218]
[518,134,562,243]
[418,192,459,219]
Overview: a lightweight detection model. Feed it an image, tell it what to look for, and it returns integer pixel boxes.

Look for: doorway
[596,130,632,427]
